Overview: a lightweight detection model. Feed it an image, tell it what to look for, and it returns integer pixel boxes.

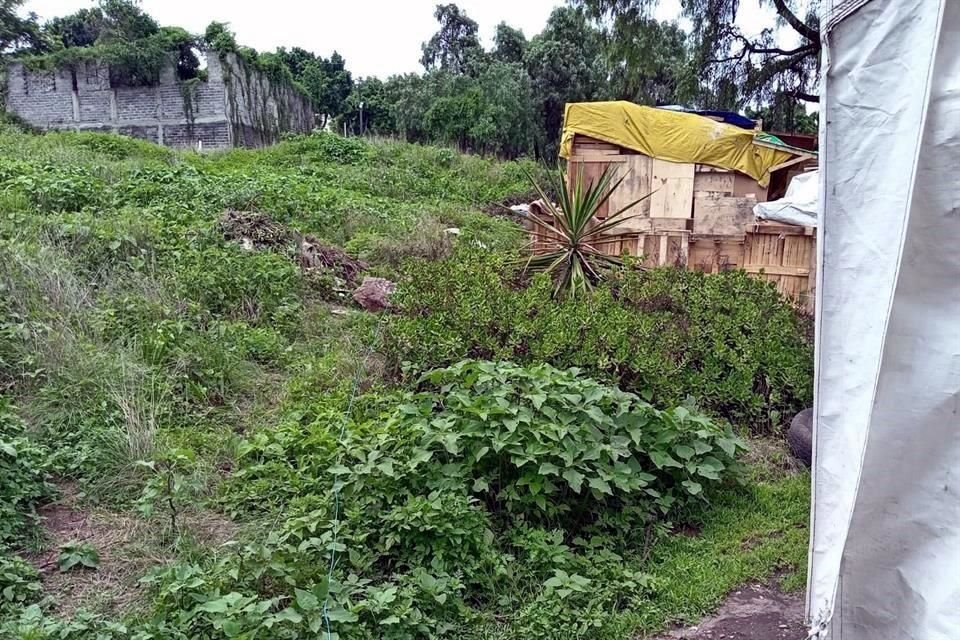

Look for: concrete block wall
[4,51,313,149]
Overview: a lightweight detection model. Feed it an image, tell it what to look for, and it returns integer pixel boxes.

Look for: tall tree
[578,0,821,107]
[420,3,484,75]
[525,7,604,160]
[491,22,526,65]
[604,16,695,106]
[1,0,43,53]
[317,52,353,124]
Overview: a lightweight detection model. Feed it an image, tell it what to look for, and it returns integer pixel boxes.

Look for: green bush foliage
[0,399,53,546]
[211,360,742,638]
[0,555,43,618]
[385,250,814,433]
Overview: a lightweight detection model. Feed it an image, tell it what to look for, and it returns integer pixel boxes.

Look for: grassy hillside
[0,127,809,639]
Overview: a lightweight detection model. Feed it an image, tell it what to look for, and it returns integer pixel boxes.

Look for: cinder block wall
[4,52,313,149]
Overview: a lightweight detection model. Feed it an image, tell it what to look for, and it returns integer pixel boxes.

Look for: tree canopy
[420,3,484,75]
[578,0,821,108]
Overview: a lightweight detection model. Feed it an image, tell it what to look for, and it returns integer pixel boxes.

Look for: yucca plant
[523,165,653,298]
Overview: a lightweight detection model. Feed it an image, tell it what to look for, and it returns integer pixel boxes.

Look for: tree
[525,7,605,160]
[420,3,484,75]
[340,77,395,135]
[317,52,353,122]
[96,0,158,43]
[44,8,102,48]
[491,22,526,64]
[275,46,316,78]
[475,61,536,158]
[1,0,43,54]
[578,0,821,107]
[604,16,695,106]
[42,0,159,49]
[275,48,353,127]
[746,95,818,134]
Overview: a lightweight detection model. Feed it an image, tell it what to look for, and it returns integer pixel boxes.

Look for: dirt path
[652,581,807,640]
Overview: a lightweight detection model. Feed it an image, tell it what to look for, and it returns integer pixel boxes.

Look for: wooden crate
[743,223,816,310]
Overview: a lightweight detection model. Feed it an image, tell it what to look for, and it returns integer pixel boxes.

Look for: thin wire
[322,314,386,640]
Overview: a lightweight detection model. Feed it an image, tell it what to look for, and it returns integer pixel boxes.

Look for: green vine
[180,77,202,125]
[16,27,200,88]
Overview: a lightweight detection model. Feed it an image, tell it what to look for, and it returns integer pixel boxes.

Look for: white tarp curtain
[754,170,818,227]
[809,0,960,638]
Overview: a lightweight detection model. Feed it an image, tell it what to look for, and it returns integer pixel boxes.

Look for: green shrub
[385,249,813,432]
[0,555,43,617]
[0,399,54,546]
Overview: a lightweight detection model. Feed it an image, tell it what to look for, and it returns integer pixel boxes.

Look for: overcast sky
[23,0,780,79]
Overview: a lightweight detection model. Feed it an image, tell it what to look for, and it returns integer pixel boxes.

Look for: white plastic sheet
[809,0,960,638]
[754,170,818,227]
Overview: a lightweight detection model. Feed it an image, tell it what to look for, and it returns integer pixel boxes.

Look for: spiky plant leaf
[521,165,653,297]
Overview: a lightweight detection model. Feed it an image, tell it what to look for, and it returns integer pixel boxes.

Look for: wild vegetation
[0,117,812,638]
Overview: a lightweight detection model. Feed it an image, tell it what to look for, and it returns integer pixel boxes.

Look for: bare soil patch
[651,580,806,640]
[26,483,238,617]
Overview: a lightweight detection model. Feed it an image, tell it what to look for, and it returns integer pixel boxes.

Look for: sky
[23,0,783,79]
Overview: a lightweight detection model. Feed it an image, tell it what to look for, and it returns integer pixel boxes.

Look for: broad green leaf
[674,445,696,460]
[538,462,559,476]
[682,480,703,495]
[295,588,319,612]
[326,606,359,623]
[693,440,714,455]
[562,468,585,492]
[273,607,303,624]
[587,476,612,495]
[649,450,682,469]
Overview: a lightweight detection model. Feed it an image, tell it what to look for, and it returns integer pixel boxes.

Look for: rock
[352,277,396,312]
[787,408,813,466]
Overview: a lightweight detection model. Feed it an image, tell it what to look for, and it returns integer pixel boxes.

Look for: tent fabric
[809,0,960,638]
[558,101,797,186]
[754,170,818,227]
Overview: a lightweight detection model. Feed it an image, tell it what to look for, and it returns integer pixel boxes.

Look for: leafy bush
[0,399,53,546]
[385,249,813,432]
[403,361,744,516]
[218,361,742,637]
[0,555,43,618]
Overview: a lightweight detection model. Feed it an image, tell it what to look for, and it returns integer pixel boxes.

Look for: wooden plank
[601,217,691,235]
[608,155,652,231]
[650,159,694,218]
[733,173,768,202]
[750,222,816,236]
[692,193,757,235]
[688,235,746,273]
[743,265,811,276]
[568,155,628,163]
[693,171,735,194]
[569,161,611,220]
[768,154,816,173]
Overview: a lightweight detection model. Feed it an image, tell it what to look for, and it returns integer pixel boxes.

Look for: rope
[321,314,386,639]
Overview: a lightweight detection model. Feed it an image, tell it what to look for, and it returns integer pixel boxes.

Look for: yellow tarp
[559,101,798,187]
